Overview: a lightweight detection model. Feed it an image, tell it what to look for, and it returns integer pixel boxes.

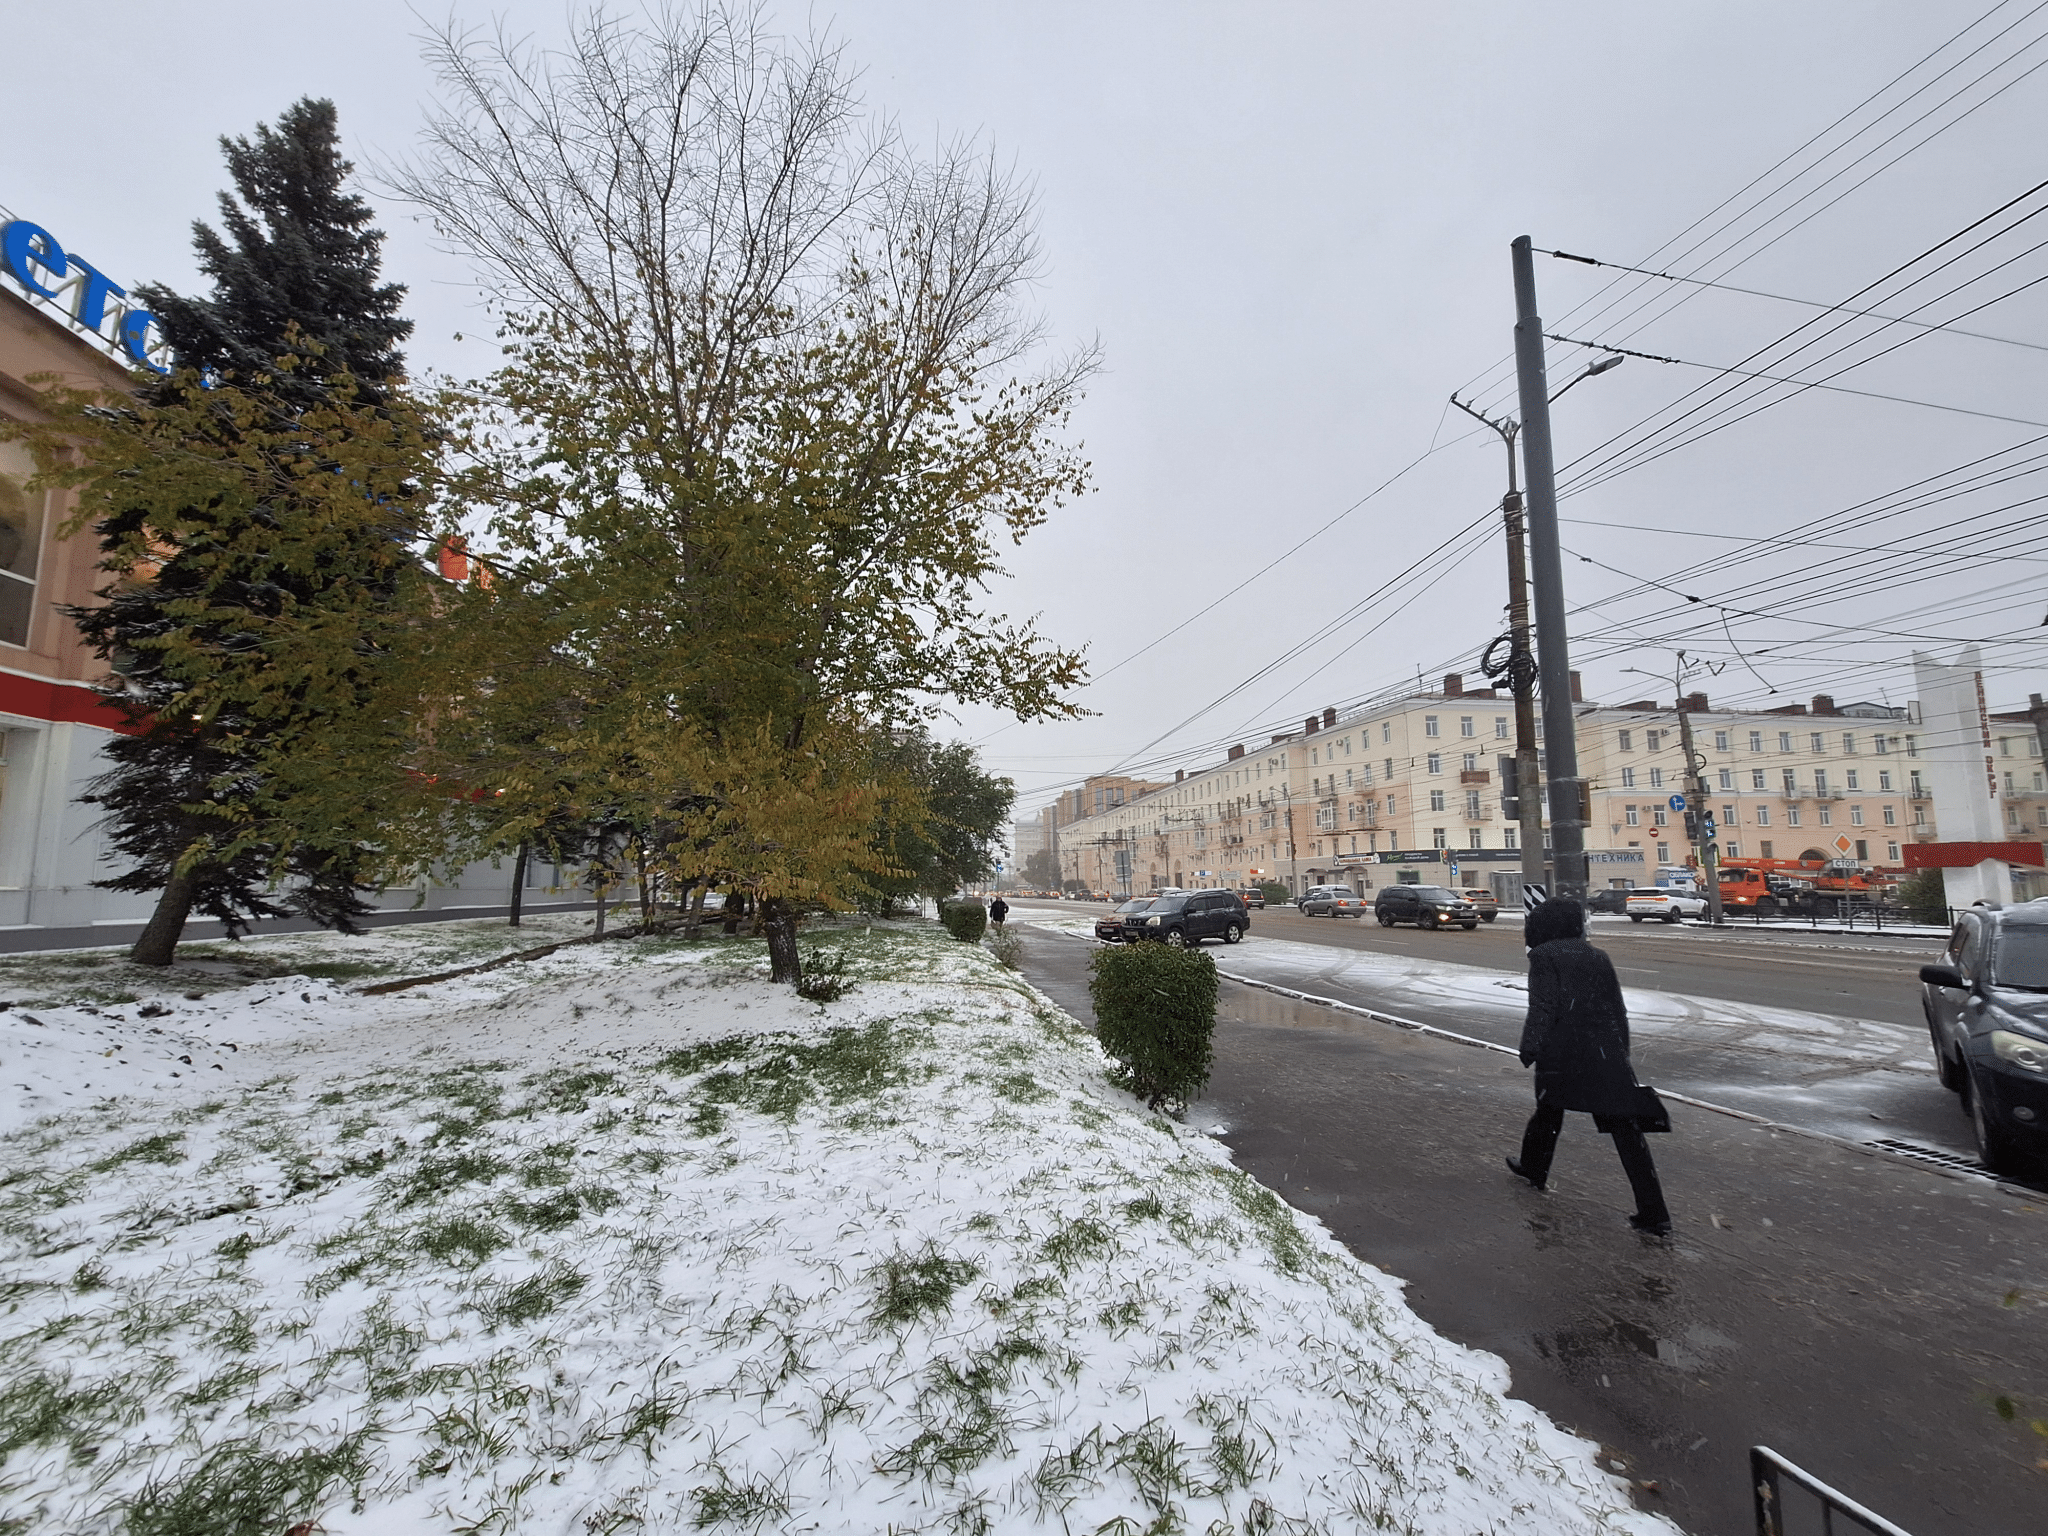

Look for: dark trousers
[1519,1105,1671,1226]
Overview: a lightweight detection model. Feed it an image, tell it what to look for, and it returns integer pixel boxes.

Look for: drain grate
[1866,1137,1991,1177]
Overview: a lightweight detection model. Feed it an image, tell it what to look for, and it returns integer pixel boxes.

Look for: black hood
[1524,896,1586,948]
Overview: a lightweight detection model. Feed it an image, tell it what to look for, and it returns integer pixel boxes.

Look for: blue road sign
[1667,794,1687,811]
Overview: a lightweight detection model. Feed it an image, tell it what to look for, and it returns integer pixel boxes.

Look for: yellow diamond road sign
[1834,835,1853,853]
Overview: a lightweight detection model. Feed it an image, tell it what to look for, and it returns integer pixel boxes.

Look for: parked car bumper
[1970,1042,2048,1152]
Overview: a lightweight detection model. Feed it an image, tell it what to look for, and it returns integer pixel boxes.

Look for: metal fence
[1751,1446,1915,1536]
[1717,901,1951,933]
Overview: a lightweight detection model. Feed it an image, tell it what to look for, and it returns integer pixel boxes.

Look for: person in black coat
[1506,896,1673,1234]
[988,896,1009,928]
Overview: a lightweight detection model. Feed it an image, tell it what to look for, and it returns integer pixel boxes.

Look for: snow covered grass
[0,918,1674,1534]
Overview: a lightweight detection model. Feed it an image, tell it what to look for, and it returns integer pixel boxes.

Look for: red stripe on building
[1901,840,2047,870]
[0,670,144,733]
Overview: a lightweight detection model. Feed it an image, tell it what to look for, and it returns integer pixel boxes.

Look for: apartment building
[1581,692,1926,873]
[1044,677,2048,898]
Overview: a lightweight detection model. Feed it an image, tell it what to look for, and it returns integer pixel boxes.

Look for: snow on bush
[0,921,1675,1534]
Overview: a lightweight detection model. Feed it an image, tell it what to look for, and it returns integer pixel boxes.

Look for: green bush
[939,899,988,942]
[1257,881,1288,908]
[1899,868,1948,926]
[1088,942,1218,1111]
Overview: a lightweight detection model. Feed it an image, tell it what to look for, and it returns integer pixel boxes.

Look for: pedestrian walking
[988,896,1009,928]
[1505,896,1673,1235]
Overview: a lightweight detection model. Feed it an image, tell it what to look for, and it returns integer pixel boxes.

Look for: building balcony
[1462,807,1495,822]
[1459,770,1491,785]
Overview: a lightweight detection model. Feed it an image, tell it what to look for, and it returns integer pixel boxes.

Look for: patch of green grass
[91,1132,184,1173]
[990,1071,1050,1104]
[122,1430,373,1536]
[1038,1214,1114,1274]
[295,960,382,981]
[0,1371,127,1465]
[478,1262,588,1329]
[1214,1167,1317,1276]
[871,1246,980,1328]
[1125,1194,1165,1222]
[534,1067,618,1115]
[394,1149,509,1207]
[655,1036,752,1078]
[414,1215,510,1269]
[877,1336,1049,1481]
[690,1466,789,1528]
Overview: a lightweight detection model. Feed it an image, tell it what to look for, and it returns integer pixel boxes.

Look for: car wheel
[1480,912,1496,923]
[1968,1068,2024,1176]
[1630,916,1645,923]
[1223,923,1243,944]
[1662,912,1681,924]
[1756,896,1779,917]
[1165,929,1191,948]
[1377,912,1395,927]
[1462,922,1478,931]
[1928,1014,1965,1092]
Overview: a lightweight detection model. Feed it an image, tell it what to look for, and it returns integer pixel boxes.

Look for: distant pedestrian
[988,896,1009,928]
[1505,897,1673,1235]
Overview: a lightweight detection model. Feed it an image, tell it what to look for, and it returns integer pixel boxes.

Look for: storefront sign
[1375,850,1445,864]
[1,212,168,372]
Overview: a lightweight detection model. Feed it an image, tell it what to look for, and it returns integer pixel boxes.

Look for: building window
[1909,770,1923,796]
[1384,758,1394,780]
[1886,841,1900,861]
[1386,796,1396,815]
[1779,732,1793,752]
[0,447,44,648]
[1432,827,1448,849]
[1382,722,1391,743]
[1625,805,1639,826]
[1752,769,1767,789]
[1815,769,1828,793]
[1427,752,1442,774]
[1718,769,1733,789]
[1850,805,1864,825]
[1749,731,1763,752]
[1819,806,1833,825]
[1855,839,1869,861]
[1618,729,1633,752]
[1652,808,1668,826]
[1646,730,1664,752]
[1809,732,1823,753]
[1504,827,1518,848]
[1846,770,1860,790]
[1914,805,1926,827]
[1430,789,1446,812]
[2000,737,2011,757]
[1787,807,1802,826]
[1495,717,1509,739]
[1656,843,1671,863]
[1878,770,1892,791]
[1883,805,1896,825]
[1714,730,1729,751]
[1425,715,1440,738]
[1622,767,1636,788]
[1782,769,1797,794]
[1388,832,1399,850]
[1761,840,1775,858]
[1722,804,1735,823]
[1843,734,1857,754]
[2006,771,2017,795]
[1649,767,1664,789]
[1874,734,1889,754]
[1906,735,1918,756]
[1462,752,1478,772]
[1465,791,1481,817]
[1469,828,1484,849]
[1460,715,1474,737]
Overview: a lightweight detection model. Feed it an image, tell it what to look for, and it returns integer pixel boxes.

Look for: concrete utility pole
[1674,699,1727,925]
[1510,236,1587,899]
[1450,395,1546,892]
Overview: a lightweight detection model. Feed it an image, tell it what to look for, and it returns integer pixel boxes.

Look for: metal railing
[1751,1445,1914,1536]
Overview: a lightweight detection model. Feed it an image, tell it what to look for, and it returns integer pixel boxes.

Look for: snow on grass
[1,918,1675,1534]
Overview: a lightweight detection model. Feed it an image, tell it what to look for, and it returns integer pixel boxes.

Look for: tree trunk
[509,842,528,927]
[636,844,652,930]
[593,875,607,937]
[763,896,801,985]
[722,887,743,935]
[684,878,708,937]
[131,865,201,967]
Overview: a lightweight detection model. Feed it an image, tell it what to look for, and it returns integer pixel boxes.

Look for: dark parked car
[1237,887,1267,909]
[1095,897,1155,943]
[1300,884,1368,917]
[1132,889,1249,947]
[1585,887,1634,915]
[1920,903,2048,1178]
[1373,884,1479,931]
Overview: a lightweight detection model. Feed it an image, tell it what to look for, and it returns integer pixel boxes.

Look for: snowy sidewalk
[0,919,1675,1534]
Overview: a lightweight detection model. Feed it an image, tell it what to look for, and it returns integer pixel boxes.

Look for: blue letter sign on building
[0,214,167,373]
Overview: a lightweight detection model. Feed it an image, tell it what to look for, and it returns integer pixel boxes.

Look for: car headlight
[1992,1029,2048,1073]
[1147,915,1161,926]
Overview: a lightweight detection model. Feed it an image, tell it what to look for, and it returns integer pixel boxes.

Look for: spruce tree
[67,98,419,966]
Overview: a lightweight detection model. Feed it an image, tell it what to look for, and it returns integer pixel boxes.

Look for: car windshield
[1410,887,1458,901]
[1116,899,1153,914]
[1992,925,2048,989]
[1152,895,1188,912]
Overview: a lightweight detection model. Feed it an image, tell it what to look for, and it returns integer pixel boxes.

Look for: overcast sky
[12,2,2048,815]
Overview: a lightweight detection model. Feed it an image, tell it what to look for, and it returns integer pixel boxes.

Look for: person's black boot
[1505,1156,1545,1191]
[1628,1213,1673,1236]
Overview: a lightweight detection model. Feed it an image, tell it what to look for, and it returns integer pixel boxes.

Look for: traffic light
[1700,810,1717,842]
[1498,755,1520,818]
[1683,810,1700,841]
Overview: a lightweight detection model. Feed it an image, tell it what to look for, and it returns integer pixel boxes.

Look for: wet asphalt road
[1014,901,1973,1162]
[1009,923,2048,1536]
